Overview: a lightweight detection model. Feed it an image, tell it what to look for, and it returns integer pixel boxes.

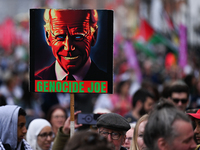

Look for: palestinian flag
[134,19,154,42]
[133,19,178,58]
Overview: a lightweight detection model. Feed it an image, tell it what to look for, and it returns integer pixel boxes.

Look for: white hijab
[26,119,52,150]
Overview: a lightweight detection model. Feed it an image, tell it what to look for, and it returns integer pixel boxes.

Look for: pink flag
[178,24,187,69]
[123,41,142,83]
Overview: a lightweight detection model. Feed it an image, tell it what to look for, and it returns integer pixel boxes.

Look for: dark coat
[120,146,128,150]
[35,61,108,81]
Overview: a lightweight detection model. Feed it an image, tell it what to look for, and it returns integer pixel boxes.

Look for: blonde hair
[130,114,149,150]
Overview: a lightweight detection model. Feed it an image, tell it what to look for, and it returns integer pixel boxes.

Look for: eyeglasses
[172,98,188,104]
[99,131,122,140]
[38,132,55,139]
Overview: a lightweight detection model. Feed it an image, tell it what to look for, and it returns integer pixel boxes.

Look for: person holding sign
[52,112,130,150]
[35,9,108,81]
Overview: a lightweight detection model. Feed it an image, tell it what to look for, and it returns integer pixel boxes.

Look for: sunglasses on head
[172,98,188,104]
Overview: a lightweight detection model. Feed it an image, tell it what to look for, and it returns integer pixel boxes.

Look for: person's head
[160,82,171,99]
[96,113,131,150]
[122,128,134,150]
[144,98,196,150]
[47,105,67,133]
[187,109,200,144]
[168,80,189,111]
[116,80,131,95]
[64,130,112,150]
[132,88,155,116]
[0,105,27,149]
[141,80,160,102]
[131,114,148,150]
[5,74,18,91]
[44,9,98,74]
[17,108,27,144]
[26,119,54,150]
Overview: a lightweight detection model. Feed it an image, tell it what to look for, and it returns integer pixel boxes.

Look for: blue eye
[56,35,65,41]
[73,35,84,41]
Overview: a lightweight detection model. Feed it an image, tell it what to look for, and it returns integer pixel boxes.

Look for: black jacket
[35,61,108,81]
[121,146,127,150]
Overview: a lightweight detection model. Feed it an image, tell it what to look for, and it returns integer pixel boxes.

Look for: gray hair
[143,98,191,150]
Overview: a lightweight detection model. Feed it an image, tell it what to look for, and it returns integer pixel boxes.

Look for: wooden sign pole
[70,93,75,137]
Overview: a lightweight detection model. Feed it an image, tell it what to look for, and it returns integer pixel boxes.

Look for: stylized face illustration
[44,10,98,74]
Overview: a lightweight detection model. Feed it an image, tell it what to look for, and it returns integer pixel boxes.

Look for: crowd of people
[1,97,200,150]
[0,0,200,150]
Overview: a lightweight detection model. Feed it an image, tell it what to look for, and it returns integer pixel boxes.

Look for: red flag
[133,19,154,42]
[1,18,16,53]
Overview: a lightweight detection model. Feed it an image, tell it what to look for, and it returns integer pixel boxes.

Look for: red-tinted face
[46,10,97,74]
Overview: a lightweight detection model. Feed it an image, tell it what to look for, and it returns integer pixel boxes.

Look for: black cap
[96,113,130,131]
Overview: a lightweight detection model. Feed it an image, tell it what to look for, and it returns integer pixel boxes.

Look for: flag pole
[70,93,75,137]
